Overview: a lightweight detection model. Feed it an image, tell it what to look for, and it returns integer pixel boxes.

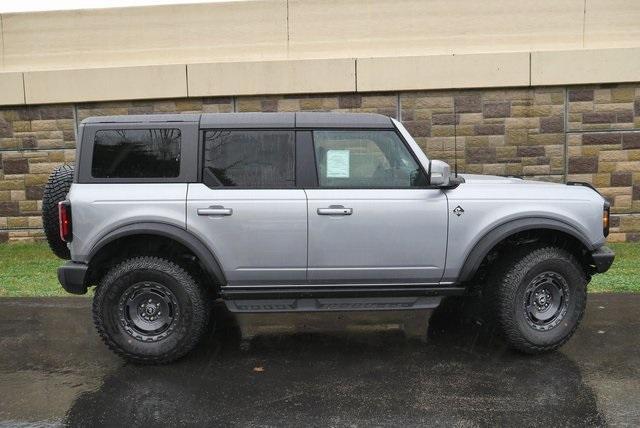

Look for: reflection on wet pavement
[0,294,638,426]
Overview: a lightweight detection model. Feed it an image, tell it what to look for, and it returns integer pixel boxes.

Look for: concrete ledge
[531,47,640,86]
[188,59,356,97]
[0,47,638,106]
[357,52,530,92]
[23,65,188,104]
[1,0,638,75]
[0,73,25,105]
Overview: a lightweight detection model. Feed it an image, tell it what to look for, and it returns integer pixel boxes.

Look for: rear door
[305,129,448,284]
[186,128,307,285]
[73,121,197,259]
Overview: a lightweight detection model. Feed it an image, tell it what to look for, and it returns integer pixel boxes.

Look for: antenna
[453,101,458,177]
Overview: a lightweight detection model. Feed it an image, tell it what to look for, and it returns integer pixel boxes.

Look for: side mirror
[428,160,451,187]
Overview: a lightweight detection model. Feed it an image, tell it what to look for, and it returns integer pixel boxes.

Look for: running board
[220,285,465,313]
[224,296,443,313]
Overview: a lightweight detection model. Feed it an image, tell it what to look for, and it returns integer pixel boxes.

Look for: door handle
[197,206,233,216]
[317,206,353,216]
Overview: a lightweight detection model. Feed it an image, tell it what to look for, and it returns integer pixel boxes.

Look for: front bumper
[58,262,89,295]
[591,246,615,274]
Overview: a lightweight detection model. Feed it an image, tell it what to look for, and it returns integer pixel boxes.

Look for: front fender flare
[87,222,226,286]
[457,217,596,283]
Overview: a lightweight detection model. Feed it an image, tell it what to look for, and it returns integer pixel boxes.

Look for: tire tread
[490,245,587,354]
[93,256,209,364]
[42,164,74,259]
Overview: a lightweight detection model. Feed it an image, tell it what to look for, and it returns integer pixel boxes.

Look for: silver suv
[43,112,614,363]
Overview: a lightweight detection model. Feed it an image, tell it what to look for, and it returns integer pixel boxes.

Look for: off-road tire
[93,257,209,364]
[42,164,74,259]
[489,246,587,354]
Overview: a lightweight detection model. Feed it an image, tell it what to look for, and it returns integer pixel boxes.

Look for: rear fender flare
[87,222,226,286]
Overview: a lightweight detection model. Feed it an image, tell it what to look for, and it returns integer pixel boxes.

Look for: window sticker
[326,149,350,178]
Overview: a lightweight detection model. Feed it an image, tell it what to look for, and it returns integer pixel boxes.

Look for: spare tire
[42,164,74,259]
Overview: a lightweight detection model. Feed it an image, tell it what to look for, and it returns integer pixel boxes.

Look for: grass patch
[589,242,640,293]
[0,241,638,297]
[0,242,70,297]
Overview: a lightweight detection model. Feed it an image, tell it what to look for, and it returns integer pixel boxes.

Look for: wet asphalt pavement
[0,294,639,427]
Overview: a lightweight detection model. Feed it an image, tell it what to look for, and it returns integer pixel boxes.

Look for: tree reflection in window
[92,129,181,178]
[203,130,295,188]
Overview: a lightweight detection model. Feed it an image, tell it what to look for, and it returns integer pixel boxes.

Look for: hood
[456,174,604,200]
[458,174,562,186]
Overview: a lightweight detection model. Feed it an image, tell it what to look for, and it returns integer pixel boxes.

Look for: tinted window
[313,130,427,188]
[92,129,181,178]
[203,130,295,188]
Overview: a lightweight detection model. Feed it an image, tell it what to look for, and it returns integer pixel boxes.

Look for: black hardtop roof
[81,113,201,124]
[81,112,395,129]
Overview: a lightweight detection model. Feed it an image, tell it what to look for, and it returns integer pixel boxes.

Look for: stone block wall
[0,106,76,242]
[564,85,640,241]
[1,84,639,243]
[400,88,566,181]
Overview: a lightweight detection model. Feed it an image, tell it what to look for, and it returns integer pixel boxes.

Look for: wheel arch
[86,222,226,287]
[458,217,596,283]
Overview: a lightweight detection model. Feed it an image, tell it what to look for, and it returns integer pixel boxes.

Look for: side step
[220,285,465,313]
[225,296,443,313]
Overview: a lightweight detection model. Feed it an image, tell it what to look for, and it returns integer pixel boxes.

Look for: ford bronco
[43,112,614,363]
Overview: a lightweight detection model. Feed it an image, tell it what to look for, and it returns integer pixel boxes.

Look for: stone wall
[1,84,639,243]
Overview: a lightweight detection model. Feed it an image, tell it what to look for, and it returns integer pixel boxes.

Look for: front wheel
[93,257,209,364]
[490,246,587,354]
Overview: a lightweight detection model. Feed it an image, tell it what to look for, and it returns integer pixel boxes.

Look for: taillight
[603,202,610,238]
[58,201,72,242]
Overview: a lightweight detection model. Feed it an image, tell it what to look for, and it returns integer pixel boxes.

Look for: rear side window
[91,129,181,178]
[203,130,295,188]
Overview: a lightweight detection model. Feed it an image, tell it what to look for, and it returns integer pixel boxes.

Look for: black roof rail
[566,181,602,196]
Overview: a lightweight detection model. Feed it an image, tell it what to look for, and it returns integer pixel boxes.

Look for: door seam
[303,188,309,282]
[440,190,450,283]
[185,183,189,229]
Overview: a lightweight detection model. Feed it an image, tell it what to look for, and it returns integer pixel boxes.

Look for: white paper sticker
[326,150,350,178]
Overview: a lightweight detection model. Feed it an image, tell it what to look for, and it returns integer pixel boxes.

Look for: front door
[187,129,307,285]
[305,129,448,284]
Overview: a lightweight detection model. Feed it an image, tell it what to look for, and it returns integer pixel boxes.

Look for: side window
[203,130,295,188]
[313,130,428,188]
[91,129,181,178]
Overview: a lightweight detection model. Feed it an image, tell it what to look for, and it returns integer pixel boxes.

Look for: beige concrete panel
[1,1,288,71]
[0,73,25,105]
[584,0,640,48]
[188,58,355,96]
[531,48,640,86]
[289,0,584,59]
[357,52,530,92]
[24,65,187,104]
[0,18,3,67]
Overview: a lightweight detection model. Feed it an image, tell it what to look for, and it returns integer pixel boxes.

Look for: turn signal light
[603,202,610,238]
[58,201,72,242]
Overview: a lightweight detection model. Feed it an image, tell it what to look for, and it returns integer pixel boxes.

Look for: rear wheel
[93,257,209,364]
[489,246,587,354]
